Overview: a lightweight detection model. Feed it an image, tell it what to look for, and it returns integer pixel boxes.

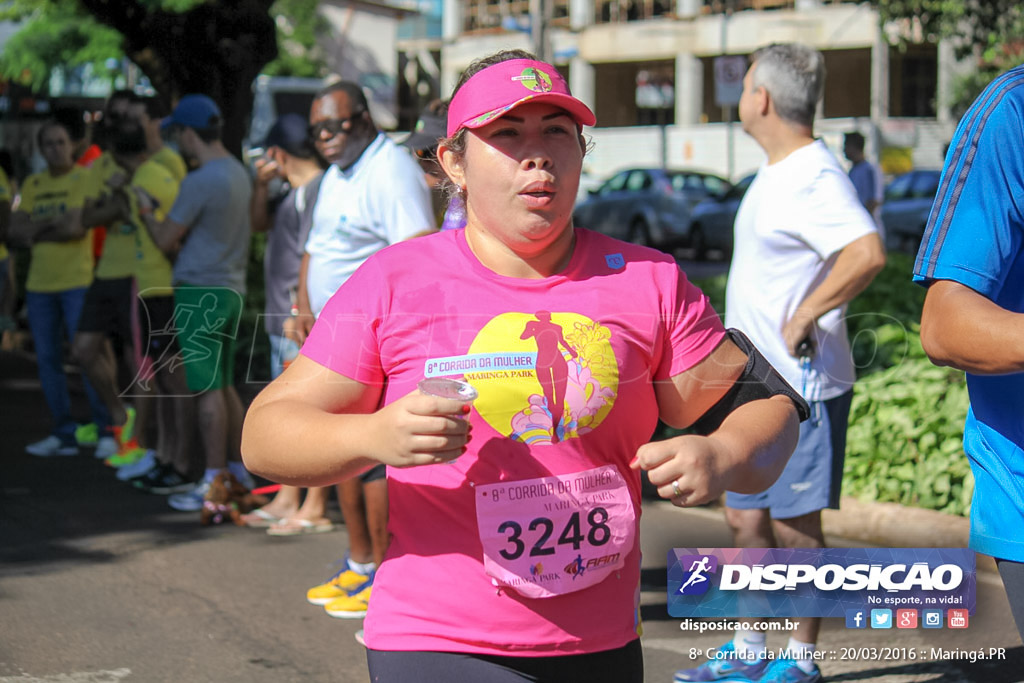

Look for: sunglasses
[308,111,366,139]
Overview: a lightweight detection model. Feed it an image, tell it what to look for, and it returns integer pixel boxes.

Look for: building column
[441,0,463,96]
[935,39,955,126]
[870,25,890,164]
[675,53,703,126]
[676,0,701,18]
[570,57,596,121]
[569,0,593,31]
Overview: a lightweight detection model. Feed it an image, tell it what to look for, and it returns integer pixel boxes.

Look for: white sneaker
[116,450,158,481]
[94,436,118,459]
[26,435,79,457]
[168,479,210,512]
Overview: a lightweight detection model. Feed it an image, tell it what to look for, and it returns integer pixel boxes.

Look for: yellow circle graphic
[465,312,618,445]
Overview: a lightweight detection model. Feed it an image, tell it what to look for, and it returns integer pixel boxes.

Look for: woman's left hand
[630,434,728,508]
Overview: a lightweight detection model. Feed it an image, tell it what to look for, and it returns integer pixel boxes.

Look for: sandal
[266,518,335,536]
[240,508,286,528]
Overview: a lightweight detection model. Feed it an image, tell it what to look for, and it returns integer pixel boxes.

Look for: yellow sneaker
[324,585,371,619]
[306,568,373,606]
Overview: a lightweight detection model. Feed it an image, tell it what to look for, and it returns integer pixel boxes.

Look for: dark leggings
[366,639,643,683]
[997,558,1024,643]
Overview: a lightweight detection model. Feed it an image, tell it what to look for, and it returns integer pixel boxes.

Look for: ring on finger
[671,479,682,499]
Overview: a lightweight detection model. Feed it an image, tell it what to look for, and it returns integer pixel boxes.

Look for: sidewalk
[2,347,1021,683]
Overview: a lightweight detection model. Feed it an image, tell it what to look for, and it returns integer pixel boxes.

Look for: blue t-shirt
[914,65,1024,562]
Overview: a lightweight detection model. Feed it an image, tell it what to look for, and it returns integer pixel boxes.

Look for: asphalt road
[2,279,1022,683]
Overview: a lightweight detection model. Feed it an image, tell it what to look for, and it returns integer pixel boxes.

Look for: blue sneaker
[673,641,768,682]
[757,658,822,683]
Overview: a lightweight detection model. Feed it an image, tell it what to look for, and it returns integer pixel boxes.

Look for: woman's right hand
[368,389,472,468]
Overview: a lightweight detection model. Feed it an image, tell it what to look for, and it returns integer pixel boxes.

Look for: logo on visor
[513,68,553,93]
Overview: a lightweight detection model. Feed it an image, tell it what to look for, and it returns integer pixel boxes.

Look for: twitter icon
[870,609,893,629]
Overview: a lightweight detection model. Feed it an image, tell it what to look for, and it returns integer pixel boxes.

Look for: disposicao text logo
[667,548,976,618]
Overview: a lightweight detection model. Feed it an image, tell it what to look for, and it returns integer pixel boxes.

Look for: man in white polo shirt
[290,81,436,622]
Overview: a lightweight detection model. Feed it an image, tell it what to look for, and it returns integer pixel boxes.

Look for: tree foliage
[0,0,328,154]
[874,0,1024,115]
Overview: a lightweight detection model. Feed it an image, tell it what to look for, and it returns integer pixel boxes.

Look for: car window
[910,171,940,198]
[885,173,914,201]
[626,170,652,192]
[702,175,729,197]
[599,172,629,195]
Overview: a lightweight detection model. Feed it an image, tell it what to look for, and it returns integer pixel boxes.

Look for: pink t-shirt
[302,228,725,655]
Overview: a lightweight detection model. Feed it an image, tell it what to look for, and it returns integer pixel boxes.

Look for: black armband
[689,328,810,436]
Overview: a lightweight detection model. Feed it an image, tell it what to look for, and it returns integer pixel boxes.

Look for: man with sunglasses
[289,81,436,622]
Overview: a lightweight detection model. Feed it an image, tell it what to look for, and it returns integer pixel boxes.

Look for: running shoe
[116,450,158,481]
[324,585,371,619]
[105,445,148,468]
[755,658,822,683]
[673,641,769,682]
[95,435,119,460]
[75,422,98,446]
[133,463,196,495]
[167,479,210,511]
[26,435,79,457]
[306,565,374,606]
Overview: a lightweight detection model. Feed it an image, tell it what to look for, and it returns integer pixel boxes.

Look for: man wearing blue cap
[136,93,254,511]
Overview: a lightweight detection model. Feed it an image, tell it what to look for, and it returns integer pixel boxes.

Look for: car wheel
[628,218,650,247]
[690,225,707,261]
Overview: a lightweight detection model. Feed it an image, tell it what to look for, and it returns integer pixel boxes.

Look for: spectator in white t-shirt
[675,43,885,683]
[287,81,436,621]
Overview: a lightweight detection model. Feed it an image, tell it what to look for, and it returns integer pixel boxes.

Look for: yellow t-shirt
[131,159,180,296]
[88,153,140,280]
[19,167,94,293]
[0,167,11,261]
[150,146,188,184]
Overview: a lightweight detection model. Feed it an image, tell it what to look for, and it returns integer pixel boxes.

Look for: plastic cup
[418,378,476,465]
[417,377,478,404]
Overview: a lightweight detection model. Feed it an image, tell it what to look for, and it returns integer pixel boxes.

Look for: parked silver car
[687,173,755,260]
[572,168,731,252]
[880,169,942,253]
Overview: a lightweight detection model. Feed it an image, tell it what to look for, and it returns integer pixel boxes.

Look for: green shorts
[172,285,244,393]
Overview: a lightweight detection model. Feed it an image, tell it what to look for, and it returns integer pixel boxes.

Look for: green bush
[691,252,973,517]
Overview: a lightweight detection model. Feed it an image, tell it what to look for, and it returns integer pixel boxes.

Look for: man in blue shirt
[916,64,1024,643]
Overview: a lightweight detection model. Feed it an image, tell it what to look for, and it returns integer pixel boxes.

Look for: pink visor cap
[446,59,596,137]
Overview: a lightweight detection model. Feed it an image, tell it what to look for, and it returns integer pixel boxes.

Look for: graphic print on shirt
[423,311,618,445]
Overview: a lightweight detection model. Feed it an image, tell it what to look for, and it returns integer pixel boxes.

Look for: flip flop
[240,508,285,528]
[266,518,335,536]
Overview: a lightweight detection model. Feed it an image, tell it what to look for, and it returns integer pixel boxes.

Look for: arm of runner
[632,337,799,507]
[781,232,885,356]
[921,279,1024,375]
[241,354,472,485]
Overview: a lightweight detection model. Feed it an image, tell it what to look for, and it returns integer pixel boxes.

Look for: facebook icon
[845,609,867,629]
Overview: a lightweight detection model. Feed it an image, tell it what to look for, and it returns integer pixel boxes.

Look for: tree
[1,0,327,155]
[874,0,1024,115]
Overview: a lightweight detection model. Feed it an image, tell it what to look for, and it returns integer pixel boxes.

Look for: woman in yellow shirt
[11,120,112,457]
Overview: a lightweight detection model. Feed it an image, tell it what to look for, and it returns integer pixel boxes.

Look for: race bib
[475,465,636,599]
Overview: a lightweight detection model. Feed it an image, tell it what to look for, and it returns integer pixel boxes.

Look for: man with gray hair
[674,43,885,683]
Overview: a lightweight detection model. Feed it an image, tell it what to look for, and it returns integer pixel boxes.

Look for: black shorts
[77,276,136,347]
[366,639,642,683]
[136,295,180,361]
[361,463,386,484]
